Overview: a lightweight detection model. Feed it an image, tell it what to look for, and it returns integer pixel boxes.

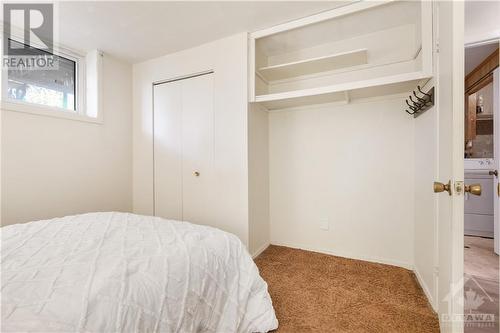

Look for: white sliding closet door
[153,73,214,224]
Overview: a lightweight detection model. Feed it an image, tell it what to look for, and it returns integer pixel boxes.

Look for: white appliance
[464,170,495,237]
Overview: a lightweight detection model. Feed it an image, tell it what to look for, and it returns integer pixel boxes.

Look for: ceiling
[465,0,500,45]
[17,1,498,65]
[55,1,348,63]
[465,43,498,76]
[464,0,499,76]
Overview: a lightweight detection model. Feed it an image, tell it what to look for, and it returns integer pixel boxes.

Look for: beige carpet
[255,245,439,333]
[464,236,499,281]
[464,236,499,333]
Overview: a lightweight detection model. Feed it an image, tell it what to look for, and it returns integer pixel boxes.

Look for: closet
[247,0,435,265]
[249,1,432,110]
[153,72,215,225]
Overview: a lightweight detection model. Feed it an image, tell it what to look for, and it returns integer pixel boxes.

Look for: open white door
[434,1,465,332]
[494,68,500,255]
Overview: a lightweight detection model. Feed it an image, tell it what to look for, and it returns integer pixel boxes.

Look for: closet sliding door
[153,73,214,224]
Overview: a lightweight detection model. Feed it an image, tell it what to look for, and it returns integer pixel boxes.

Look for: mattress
[1,212,278,332]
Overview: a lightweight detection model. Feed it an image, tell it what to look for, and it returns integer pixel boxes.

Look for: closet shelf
[258,49,368,82]
[255,71,431,111]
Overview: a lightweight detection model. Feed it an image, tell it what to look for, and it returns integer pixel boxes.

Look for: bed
[1,212,278,332]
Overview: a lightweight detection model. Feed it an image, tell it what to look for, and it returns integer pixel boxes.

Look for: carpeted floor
[254,245,440,333]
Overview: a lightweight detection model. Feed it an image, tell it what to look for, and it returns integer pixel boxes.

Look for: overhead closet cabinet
[145,1,436,265]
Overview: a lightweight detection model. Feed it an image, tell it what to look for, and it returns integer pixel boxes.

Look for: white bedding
[1,212,278,332]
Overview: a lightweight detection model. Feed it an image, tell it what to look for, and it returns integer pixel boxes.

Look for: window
[6,40,77,111]
[2,38,102,122]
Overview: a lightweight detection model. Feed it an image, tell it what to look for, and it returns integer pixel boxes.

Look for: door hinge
[455,181,464,195]
[435,41,440,53]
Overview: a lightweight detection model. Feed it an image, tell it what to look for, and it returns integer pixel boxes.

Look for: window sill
[1,100,102,124]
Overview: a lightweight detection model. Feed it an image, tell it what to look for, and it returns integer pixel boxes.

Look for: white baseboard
[252,243,270,259]
[269,241,413,270]
[413,265,437,312]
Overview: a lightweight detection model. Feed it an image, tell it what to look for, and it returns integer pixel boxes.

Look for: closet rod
[153,70,214,86]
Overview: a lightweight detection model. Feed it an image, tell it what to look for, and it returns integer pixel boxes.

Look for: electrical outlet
[319,218,329,231]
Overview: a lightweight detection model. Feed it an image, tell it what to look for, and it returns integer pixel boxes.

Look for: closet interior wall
[265,98,416,267]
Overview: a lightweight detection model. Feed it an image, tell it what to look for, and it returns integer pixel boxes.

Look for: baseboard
[252,243,270,259]
[464,230,494,238]
[413,266,437,312]
[269,241,413,270]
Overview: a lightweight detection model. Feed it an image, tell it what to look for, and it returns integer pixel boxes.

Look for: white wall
[413,8,439,309]
[413,97,438,310]
[1,55,133,225]
[268,97,415,268]
[132,33,249,245]
[248,103,270,256]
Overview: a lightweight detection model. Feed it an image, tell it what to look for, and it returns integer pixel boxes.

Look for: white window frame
[1,32,102,124]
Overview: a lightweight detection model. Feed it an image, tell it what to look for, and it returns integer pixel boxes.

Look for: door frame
[495,67,500,254]
[450,1,465,330]
[435,1,465,332]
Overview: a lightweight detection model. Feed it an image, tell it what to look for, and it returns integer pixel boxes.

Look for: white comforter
[1,212,278,332]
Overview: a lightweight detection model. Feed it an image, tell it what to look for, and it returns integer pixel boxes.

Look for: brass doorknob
[465,183,481,196]
[194,171,200,177]
[434,181,452,195]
